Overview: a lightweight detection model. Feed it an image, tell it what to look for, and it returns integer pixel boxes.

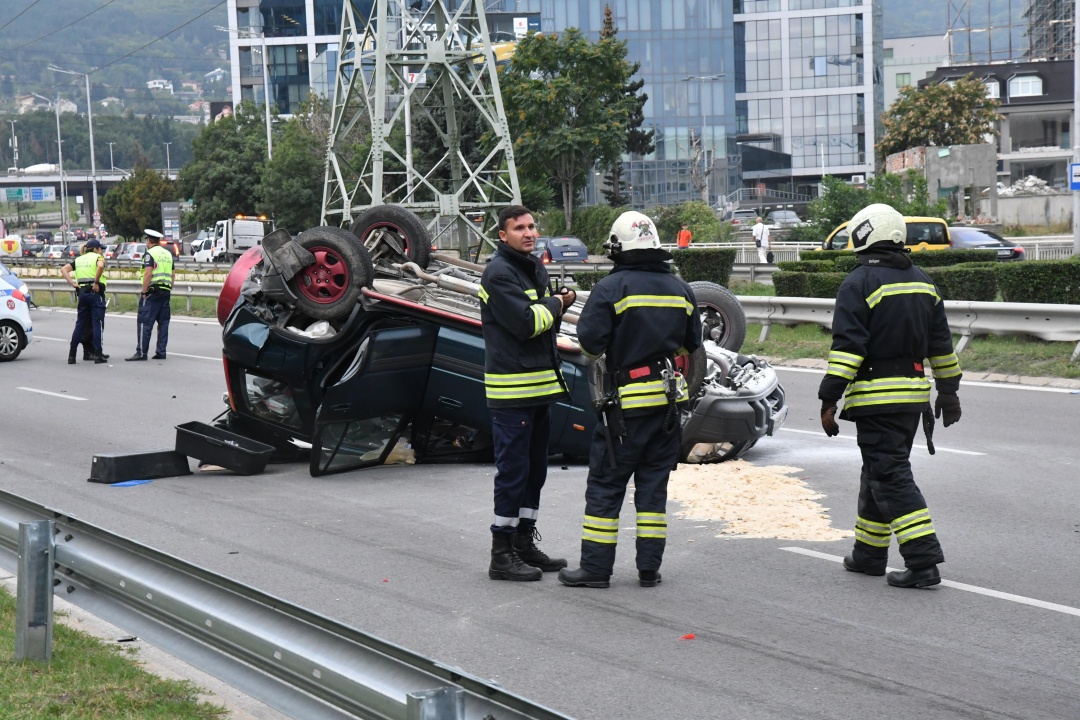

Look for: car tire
[350,205,431,270]
[290,226,374,321]
[0,320,26,362]
[690,281,746,352]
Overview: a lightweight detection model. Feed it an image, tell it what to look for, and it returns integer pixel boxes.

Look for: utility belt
[77,281,105,294]
[147,284,171,293]
[854,357,924,381]
[615,358,672,386]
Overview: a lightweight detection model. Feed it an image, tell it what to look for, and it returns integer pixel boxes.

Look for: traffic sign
[93,210,101,223]
[60,223,68,231]
[1071,163,1080,191]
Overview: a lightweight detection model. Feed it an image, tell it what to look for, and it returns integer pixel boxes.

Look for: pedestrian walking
[752,217,770,263]
[479,205,576,581]
[818,203,962,589]
[126,229,174,361]
[558,211,702,589]
[676,223,692,249]
[60,238,108,364]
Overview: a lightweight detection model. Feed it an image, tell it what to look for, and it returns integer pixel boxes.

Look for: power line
[0,0,42,33]
[9,0,122,51]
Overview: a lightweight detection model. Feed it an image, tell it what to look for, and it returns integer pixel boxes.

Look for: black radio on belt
[855,357,925,380]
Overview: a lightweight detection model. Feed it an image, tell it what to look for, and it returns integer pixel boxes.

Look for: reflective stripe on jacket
[147,245,173,289]
[479,242,568,408]
[818,250,961,418]
[74,252,107,287]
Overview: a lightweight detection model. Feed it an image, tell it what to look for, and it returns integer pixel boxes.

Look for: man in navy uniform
[127,229,174,361]
[61,238,109,364]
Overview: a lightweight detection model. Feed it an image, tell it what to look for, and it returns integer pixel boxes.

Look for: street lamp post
[1073,3,1080,255]
[682,74,725,205]
[164,142,172,177]
[8,120,17,172]
[216,24,274,160]
[107,142,115,171]
[49,65,98,223]
[32,93,67,234]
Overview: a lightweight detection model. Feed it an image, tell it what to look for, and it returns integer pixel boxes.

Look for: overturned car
[215,207,787,476]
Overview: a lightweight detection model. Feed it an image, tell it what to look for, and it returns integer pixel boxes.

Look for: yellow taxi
[819,216,951,252]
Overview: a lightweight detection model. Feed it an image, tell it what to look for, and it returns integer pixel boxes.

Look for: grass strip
[0,586,226,720]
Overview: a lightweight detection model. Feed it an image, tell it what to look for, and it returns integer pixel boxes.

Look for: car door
[310,323,438,475]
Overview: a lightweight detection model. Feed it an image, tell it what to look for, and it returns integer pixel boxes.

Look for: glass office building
[734,0,883,197]
[228,0,739,208]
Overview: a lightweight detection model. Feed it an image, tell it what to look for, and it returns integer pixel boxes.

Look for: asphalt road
[3,308,1079,720]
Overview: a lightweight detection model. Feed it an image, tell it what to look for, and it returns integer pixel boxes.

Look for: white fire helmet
[847,203,906,252]
[605,211,661,254]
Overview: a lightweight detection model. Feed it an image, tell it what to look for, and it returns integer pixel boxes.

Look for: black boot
[843,555,886,576]
[489,533,541,581]
[887,565,941,588]
[68,351,76,365]
[639,570,662,587]
[82,346,93,361]
[93,351,108,364]
[557,567,610,588]
[512,526,567,571]
[85,349,108,361]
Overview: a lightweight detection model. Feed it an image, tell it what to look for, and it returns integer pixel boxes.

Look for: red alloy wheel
[296,246,351,304]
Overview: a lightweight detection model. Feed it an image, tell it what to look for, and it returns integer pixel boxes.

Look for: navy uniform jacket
[479,242,569,409]
[818,250,961,419]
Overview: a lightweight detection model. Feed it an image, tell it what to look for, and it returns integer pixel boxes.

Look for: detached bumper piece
[175,421,275,476]
[88,449,193,484]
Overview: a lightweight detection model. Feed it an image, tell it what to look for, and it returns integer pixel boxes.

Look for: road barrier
[26,279,222,312]
[0,489,574,720]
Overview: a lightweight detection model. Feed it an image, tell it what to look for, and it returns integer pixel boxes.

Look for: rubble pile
[997,175,1060,197]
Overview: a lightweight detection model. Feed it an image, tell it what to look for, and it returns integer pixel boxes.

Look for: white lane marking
[35,336,65,341]
[774,366,1077,394]
[163,352,219,362]
[779,427,986,456]
[781,547,1080,618]
[17,387,87,402]
[36,309,213,326]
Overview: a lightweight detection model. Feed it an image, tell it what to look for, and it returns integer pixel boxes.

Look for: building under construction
[946,0,1074,64]
[1025,0,1074,61]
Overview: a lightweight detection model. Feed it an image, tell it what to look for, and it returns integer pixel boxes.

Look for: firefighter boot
[68,351,76,365]
[843,555,886,576]
[887,564,941,588]
[489,532,541,582]
[638,570,662,587]
[512,526,567,572]
[557,567,610,588]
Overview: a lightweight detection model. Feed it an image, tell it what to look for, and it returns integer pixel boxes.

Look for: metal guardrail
[739,296,1080,361]
[25,279,221,312]
[0,489,574,720]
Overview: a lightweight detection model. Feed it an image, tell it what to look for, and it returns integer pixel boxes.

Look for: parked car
[764,210,804,228]
[62,243,82,261]
[21,240,46,257]
[36,231,53,243]
[212,217,787,475]
[533,235,589,264]
[0,273,32,361]
[0,259,31,305]
[47,244,67,259]
[116,242,148,261]
[103,244,118,259]
[819,216,952,253]
[159,239,183,257]
[727,209,759,227]
[948,226,1025,260]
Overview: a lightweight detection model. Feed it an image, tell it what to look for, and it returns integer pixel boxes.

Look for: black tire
[289,226,374,321]
[690,281,746,352]
[350,205,431,270]
[0,320,25,362]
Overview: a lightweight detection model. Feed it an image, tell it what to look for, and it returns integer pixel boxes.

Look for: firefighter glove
[935,393,961,427]
[820,400,839,437]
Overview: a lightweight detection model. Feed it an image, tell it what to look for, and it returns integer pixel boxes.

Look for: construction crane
[321,0,521,262]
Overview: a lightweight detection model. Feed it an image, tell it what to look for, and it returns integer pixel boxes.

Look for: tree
[877,75,1001,159]
[653,201,725,245]
[257,117,325,234]
[177,103,268,227]
[501,26,642,231]
[99,167,177,240]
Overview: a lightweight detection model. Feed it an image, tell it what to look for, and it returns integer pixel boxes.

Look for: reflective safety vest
[74,252,107,287]
[818,250,961,418]
[147,245,173,289]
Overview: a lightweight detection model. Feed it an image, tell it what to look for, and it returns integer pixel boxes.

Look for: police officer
[480,205,576,582]
[558,211,702,589]
[61,238,109,364]
[127,229,174,361]
[818,203,962,589]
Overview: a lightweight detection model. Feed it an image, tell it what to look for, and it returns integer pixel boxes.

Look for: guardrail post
[185,286,192,313]
[955,332,973,354]
[406,687,465,720]
[1072,340,1080,362]
[15,520,55,662]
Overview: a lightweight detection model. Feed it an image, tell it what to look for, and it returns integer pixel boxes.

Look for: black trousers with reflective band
[579,411,680,575]
[490,404,551,534]
[852,412,944,570]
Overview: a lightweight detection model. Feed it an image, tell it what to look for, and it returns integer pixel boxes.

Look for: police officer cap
[605,211,663,255]
[848,203,906,252]
[84,238,104,250]
[144,229,164,239]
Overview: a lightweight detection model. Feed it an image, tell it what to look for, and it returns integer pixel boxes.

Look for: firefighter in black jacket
[480,205,576,581]
[559,211,702,589]
[819,203,962,589]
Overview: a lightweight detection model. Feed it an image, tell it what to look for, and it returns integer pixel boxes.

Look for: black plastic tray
[175,421,274,476]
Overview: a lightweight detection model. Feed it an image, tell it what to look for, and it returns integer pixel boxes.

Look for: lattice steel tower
[321,0,521,259]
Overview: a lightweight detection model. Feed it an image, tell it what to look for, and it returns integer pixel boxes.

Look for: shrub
[571,205,627,254]
[571,270,608,291]
[924,266,998,302]
[833,255,859,273]
[654,201,723,245]
[671,248,736,285]
[777,260,836,273]
[996,260,1080,304]
[800,249,854,262]
[772,271,808,297]
[806,272,847,298]
[910,250,1003,267]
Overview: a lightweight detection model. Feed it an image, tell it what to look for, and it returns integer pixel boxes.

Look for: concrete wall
[980,194,1072,226]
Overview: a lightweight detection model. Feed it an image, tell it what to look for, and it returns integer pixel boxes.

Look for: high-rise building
[734,0,884,198]
[1025,0,1074,61]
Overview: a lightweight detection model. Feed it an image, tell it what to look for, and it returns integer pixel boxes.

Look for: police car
[0,273,32,361]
